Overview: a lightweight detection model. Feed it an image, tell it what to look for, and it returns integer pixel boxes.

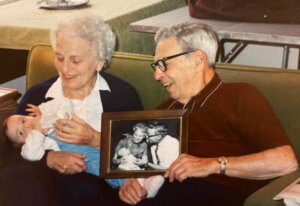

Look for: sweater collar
[166,73,223,112]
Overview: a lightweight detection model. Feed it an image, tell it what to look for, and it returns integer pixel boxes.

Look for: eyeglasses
[147,134,159,138]
[150,50,197,72]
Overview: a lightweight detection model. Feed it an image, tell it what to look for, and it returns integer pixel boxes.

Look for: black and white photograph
[100,109,188,178]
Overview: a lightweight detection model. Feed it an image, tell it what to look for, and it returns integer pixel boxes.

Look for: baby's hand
[26,104,41,117]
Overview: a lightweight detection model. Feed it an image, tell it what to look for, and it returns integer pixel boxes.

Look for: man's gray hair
[154,22,219,67]
[50,14,116,68]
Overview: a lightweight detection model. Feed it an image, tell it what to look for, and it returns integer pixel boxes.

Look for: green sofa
[25,44,300,206]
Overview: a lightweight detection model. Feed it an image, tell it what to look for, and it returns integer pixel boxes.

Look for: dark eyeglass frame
[147,134,160,138]
[150,50,197,72]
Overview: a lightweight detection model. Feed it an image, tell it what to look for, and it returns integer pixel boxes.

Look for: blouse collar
[45,72,110,99]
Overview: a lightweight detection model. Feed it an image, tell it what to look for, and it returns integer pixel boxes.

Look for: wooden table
[130,6,300,68]
[0,0,163,83]
[0,87,21,124]
[0,0,163,50]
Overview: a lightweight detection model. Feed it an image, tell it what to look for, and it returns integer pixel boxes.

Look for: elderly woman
[0,14,143,206]
[112,123,149,168]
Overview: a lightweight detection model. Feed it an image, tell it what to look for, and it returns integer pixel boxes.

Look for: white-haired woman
[0,14,143,206]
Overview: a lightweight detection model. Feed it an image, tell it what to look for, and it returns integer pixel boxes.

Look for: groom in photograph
[146,121,179,170]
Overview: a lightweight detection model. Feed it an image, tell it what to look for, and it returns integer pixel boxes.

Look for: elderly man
[118,22,298,205]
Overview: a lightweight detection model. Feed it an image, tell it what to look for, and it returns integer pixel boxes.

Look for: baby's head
[118,147,131,157]
[1,114,37,148]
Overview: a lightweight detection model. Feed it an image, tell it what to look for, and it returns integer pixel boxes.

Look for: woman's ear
[96,60,105,72]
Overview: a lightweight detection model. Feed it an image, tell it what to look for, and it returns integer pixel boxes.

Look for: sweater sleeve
[238,84,291,151]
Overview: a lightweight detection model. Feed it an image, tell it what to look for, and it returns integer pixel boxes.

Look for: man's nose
[153,67,164,81]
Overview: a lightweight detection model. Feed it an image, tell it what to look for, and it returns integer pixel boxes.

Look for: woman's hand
[134,157,147,166]
[53,115,100,148]
[47,151,87,174]
[26,104,41,117]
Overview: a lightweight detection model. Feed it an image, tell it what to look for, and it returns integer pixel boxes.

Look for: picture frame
[100,109,188,178]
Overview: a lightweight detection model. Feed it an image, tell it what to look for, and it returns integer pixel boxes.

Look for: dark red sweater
[158,73,291,194]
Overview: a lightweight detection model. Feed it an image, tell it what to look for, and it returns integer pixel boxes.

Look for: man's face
[147,128,161,144]
[153,36,200,104]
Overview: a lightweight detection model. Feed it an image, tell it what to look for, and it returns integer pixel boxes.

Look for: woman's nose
[61,60,71,73]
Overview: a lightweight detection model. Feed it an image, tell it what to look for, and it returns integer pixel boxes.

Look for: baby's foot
[138,175,165,198]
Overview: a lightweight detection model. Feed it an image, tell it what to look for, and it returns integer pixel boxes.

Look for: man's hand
[47,151,87,174]
[164,153,218,182]
[119,178,147,205]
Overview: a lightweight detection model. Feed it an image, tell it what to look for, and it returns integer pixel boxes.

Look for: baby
[3,114,164,197]
[116,147,143,171]
[2,98,164,197]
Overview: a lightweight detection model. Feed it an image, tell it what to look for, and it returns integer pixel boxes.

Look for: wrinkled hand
[119,178,147,205]
[134,158,145,166]
[164,153,218,182]
[53,115,100,148]
[26,104,42,117]
[47,151,87,174]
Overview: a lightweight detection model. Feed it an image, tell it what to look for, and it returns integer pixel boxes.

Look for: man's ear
[96,60,105,72]
[195,50,206,67]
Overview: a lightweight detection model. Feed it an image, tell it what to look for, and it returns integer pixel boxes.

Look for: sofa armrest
[244,170,300,206]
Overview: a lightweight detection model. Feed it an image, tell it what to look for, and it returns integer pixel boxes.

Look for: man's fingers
[119,179,145,205]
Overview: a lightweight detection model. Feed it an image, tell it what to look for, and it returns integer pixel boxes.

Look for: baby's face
[6,115,35,145]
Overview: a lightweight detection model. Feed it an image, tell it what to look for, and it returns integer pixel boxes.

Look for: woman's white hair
[50,14,116,68]
[154,22,219,67]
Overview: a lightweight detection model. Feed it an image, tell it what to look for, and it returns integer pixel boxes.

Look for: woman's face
[54,32,104,97]
[132,128,146,144]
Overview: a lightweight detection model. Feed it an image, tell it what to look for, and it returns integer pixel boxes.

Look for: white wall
[224,43,299,70]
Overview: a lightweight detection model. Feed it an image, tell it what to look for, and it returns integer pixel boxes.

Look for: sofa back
[216,64,300,160]
[26,44,300,160]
